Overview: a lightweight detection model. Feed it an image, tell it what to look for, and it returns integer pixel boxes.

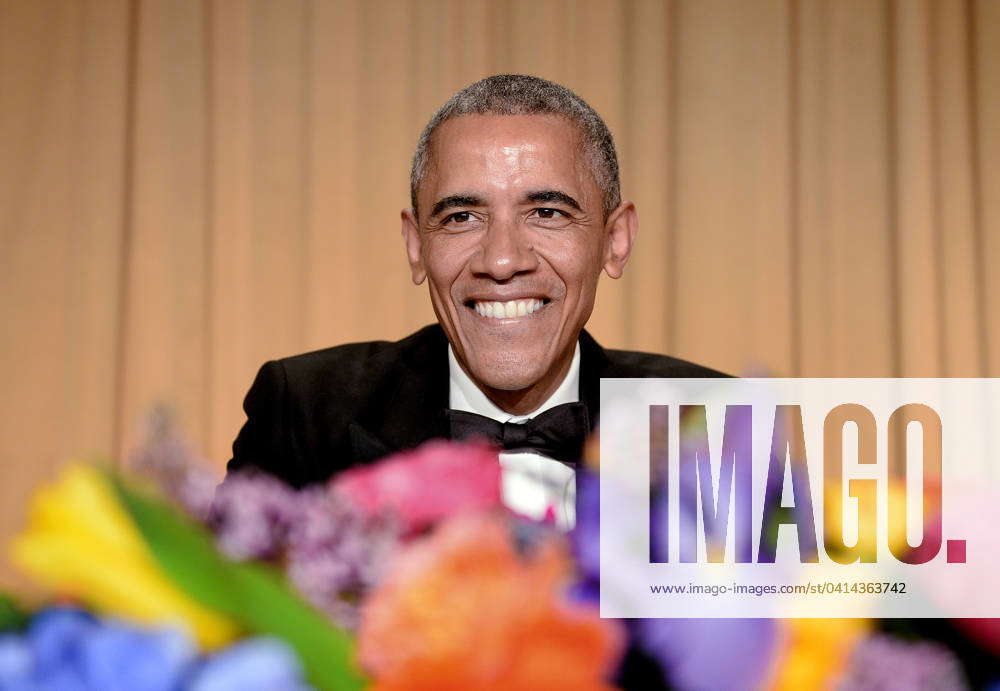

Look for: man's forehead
[431,112,583,156]
[422,113,592,199]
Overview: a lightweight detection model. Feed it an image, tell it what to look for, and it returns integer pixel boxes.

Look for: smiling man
[227,75,723,528]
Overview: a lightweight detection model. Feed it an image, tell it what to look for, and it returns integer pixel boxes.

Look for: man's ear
[602,200,638,279]
[401,208,427,285]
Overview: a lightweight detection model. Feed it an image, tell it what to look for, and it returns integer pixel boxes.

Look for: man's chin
[465,357,551,393]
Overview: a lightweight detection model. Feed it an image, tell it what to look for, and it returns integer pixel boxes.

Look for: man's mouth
[464,298,551,319]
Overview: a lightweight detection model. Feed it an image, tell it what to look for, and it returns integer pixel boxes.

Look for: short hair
[410,74,621,219]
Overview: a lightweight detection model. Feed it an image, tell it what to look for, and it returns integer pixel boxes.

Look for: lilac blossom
[283,487,399,630]
[132,408,403,630]
[835,634,968,690]
[208,474,400,629]
[129,406,217,521]
[208,471,301,561]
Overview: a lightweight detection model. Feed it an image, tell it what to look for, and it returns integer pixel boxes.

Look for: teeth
[472,299,545,319]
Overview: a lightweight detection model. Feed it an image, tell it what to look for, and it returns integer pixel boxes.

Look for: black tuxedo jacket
[227,323,726,487]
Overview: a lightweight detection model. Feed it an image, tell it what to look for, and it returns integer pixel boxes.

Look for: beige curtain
[1,0,997,587]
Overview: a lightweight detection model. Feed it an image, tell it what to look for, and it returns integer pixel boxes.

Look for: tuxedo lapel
[578,329,610,433]
[348,423,391,465]
[348,324,451,462]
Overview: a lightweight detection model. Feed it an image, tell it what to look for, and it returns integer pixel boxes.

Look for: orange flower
[357,515,622,691]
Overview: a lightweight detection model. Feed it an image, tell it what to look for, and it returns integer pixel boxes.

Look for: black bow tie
[445,402,590,465]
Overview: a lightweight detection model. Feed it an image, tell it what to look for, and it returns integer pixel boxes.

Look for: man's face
[402,114,635,409]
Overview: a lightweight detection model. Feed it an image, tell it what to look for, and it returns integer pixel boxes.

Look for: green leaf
[0,592,27,632]
[109,475,366,691]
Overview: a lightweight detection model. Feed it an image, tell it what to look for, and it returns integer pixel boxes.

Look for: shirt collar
[448,342,581,423]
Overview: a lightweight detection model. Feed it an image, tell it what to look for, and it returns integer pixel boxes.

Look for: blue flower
[26,607,97,674]
[0,607,197,691]
[77,620,195,691]
[187,638,312,691]
[0,634,32,683]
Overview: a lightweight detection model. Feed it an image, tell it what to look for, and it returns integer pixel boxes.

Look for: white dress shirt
[448,344,580,530]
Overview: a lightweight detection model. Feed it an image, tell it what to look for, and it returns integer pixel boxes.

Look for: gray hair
[409,74,621,219]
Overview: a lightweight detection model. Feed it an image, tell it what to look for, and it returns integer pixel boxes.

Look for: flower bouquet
[0,412,992,689]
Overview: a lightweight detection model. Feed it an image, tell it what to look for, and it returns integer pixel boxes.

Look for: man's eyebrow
[429,195,485,218]
[523,190,582,212]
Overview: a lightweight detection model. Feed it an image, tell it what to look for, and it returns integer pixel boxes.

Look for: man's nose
[468,219,539,280]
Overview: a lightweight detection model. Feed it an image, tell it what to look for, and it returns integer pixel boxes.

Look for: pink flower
[330,439,502,534]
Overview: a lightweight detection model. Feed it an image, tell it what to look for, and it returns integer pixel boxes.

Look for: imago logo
[599,379,996,619]
[646,402,965,566]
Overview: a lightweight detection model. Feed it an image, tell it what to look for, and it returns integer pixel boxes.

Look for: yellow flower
[823,480,915,561]
[9,464,239,649]
[769,618,869,690]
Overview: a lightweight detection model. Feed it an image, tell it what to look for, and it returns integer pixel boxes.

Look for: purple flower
[187,637,311,691]
[569,470,682,603]
[209,472,301,561]
[130,407,217,521]
[131,410,402,629]
[835,634,967,690]
[569,470,601,602]
[634,618,779,690]
[284,488,399,630]
[572,471,779,690]
[208,475,400,629]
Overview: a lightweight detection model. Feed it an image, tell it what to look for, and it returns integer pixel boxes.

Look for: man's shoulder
[600,346,730,379]
[273,323,447,386]
[230,325,448,485]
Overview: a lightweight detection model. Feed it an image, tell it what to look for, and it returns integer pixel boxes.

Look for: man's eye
[535,208,564,219]
[445,211,475,224]
[529,208,572,227]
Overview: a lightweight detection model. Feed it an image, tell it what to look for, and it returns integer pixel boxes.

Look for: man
[228,74,723,529]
